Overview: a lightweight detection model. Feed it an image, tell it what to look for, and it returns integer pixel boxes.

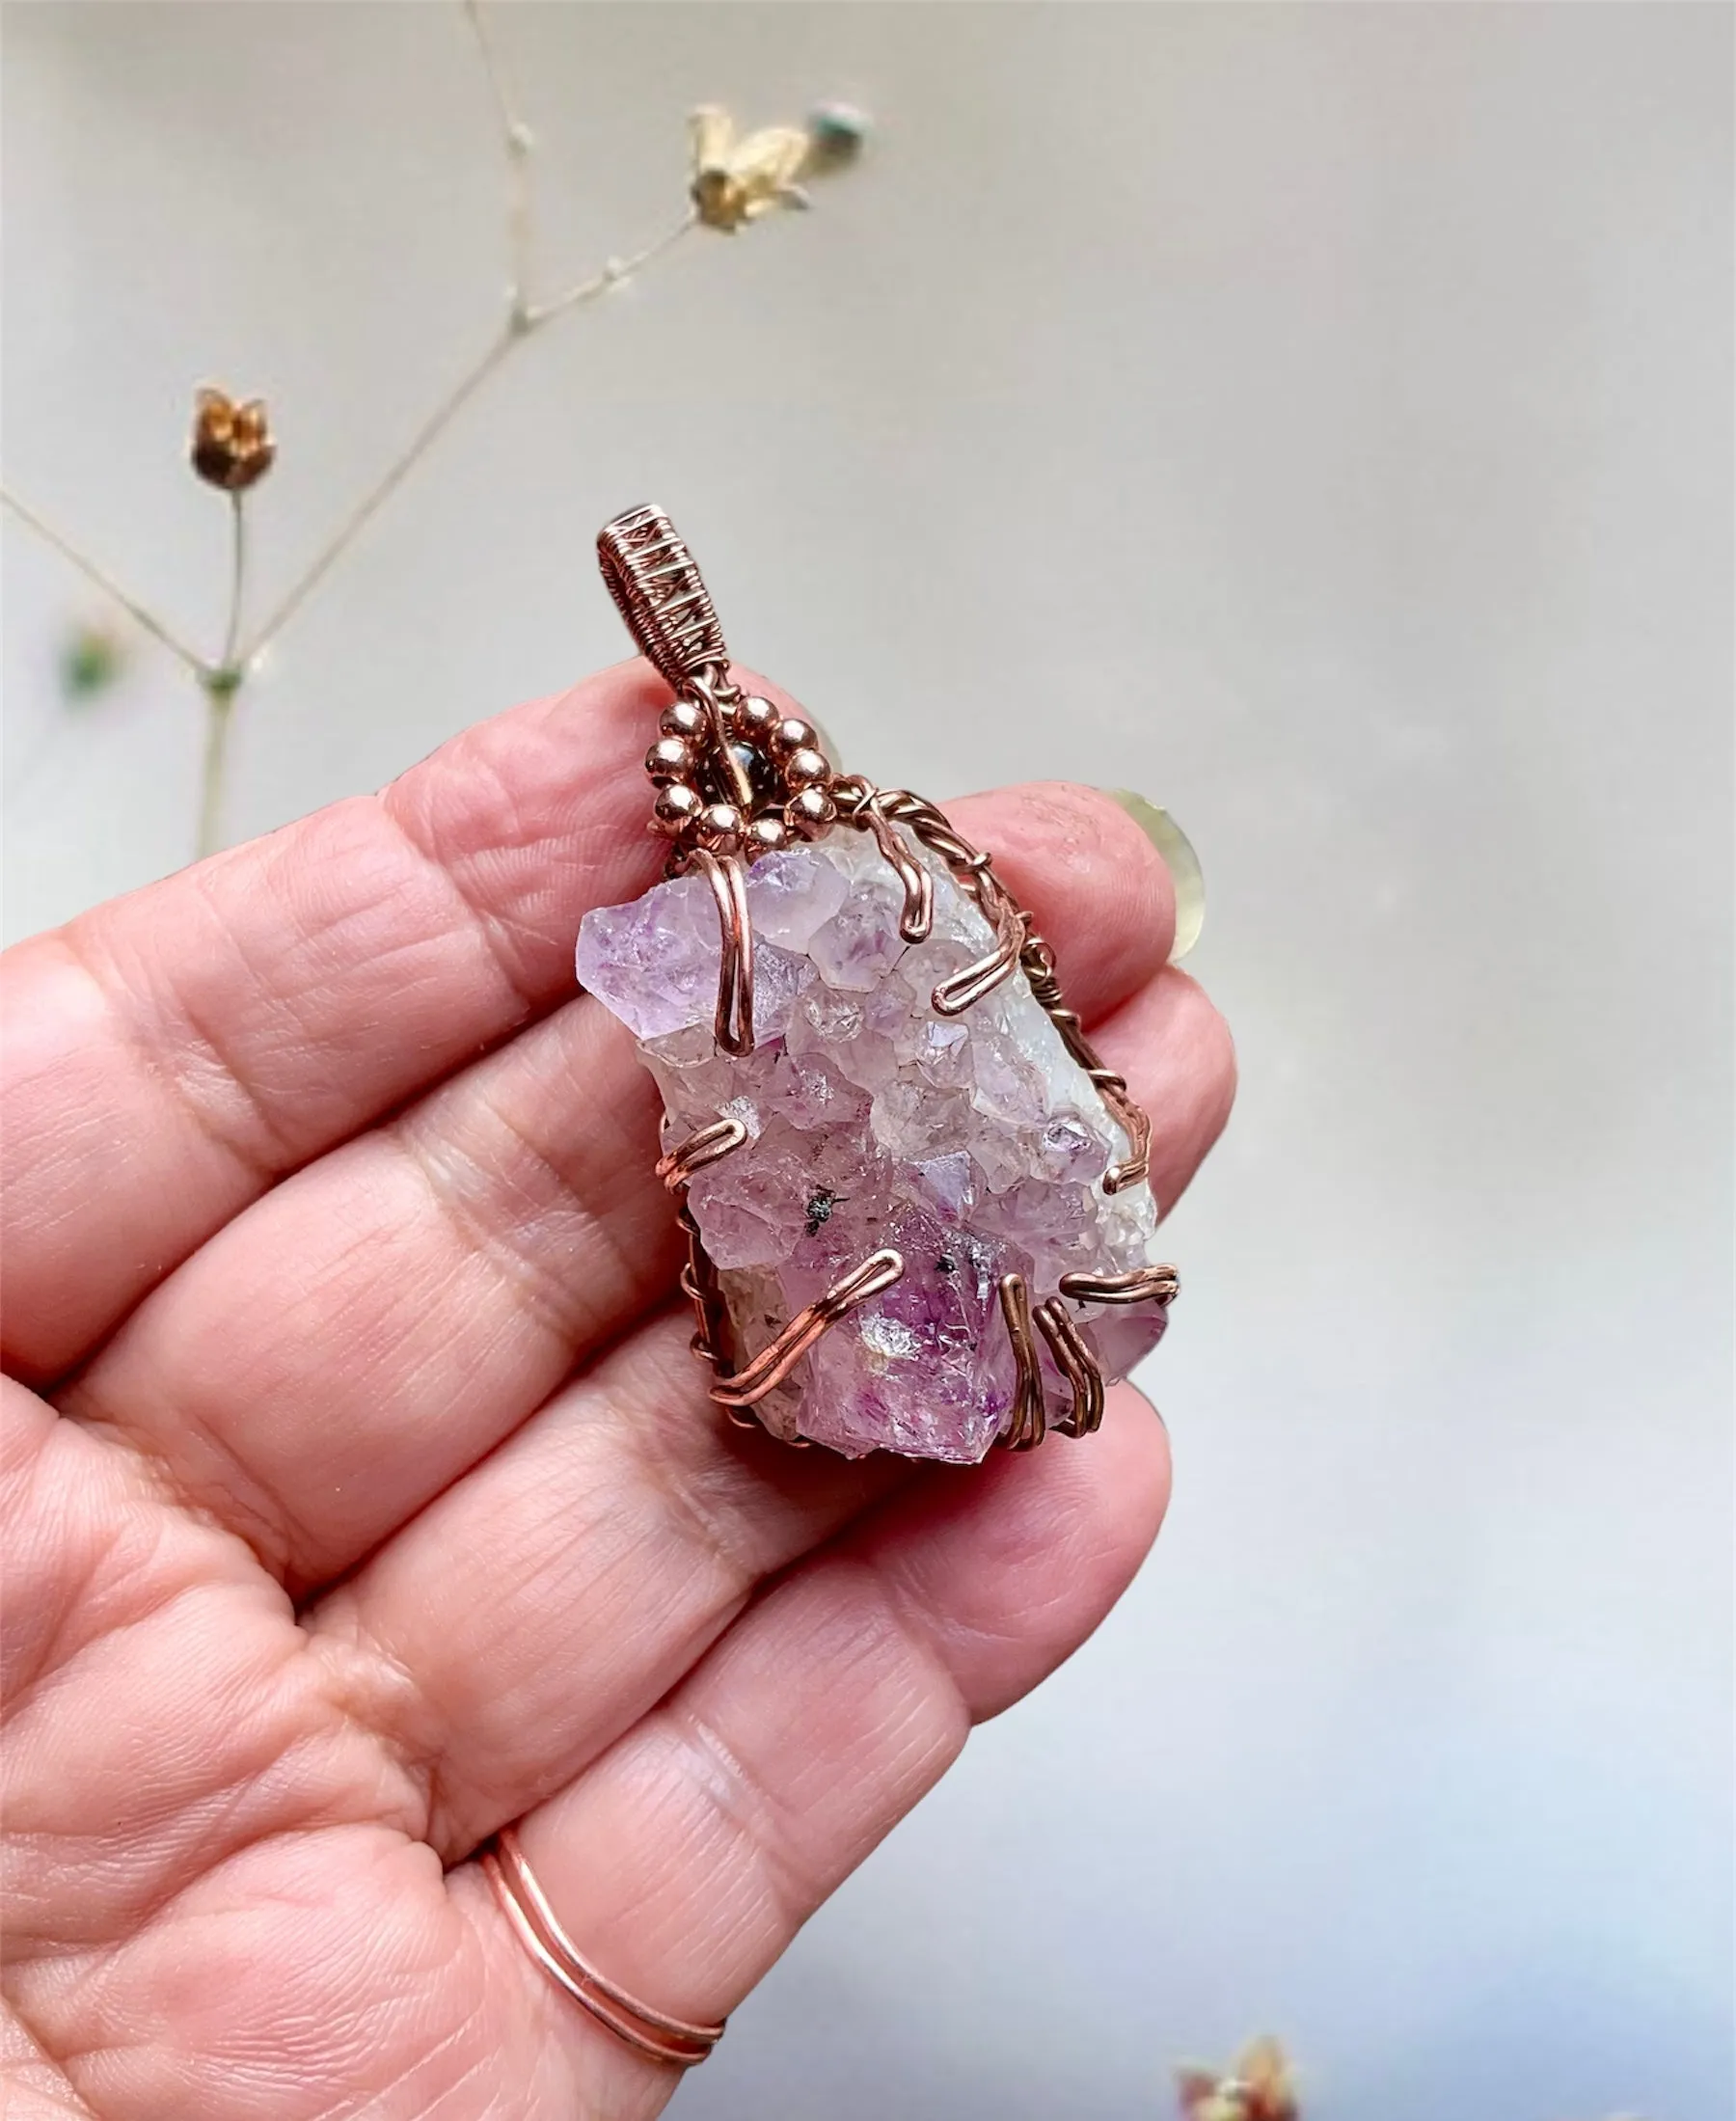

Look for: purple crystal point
[577,825,1170,1461]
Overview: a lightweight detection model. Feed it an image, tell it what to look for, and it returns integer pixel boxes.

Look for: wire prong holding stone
[656,1115,748,1190]
[1057,1264,1180,1307]
[933,898,1029,1018]
[690,847,755,1055]
[998,1272,1047,1452]
[1093,1078,1152,1194]
[1035,1297,1106,1437]
[711,1247,906,1410]
[858,799,934,941]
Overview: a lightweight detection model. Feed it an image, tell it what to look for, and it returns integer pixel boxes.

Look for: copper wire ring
[483,1826,725,2068]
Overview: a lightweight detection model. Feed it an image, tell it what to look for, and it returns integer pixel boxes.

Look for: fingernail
[1105,791,1206,963]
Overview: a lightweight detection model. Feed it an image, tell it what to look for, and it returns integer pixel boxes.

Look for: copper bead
[696,802,745,853]
[771,716,817,759]
[646,736,695,785]
[660,699,708,743]
[653,784,703,837]
[735,695,779,741]
[784,786,835,837]
[783,746,829,789]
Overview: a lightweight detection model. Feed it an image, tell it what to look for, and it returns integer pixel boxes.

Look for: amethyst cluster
[578,824,1167,1461]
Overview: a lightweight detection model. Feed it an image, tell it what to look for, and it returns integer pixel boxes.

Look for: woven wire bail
[596,503,730,695]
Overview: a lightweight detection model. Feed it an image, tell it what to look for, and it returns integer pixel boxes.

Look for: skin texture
[0,662,1235,2120]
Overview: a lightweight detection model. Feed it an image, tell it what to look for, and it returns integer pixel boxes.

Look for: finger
[1,661,668,1384]
[309,1314,902,1857]
[60,781,1183,1587]
[298,962,1228,1858]
[947,780,1177,1020]
[1092,965,1239,1213]
[459,1384,1170,2108]
[0,1373,421,1961]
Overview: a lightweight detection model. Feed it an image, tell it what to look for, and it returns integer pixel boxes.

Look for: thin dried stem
[526,209,696,326]
[5,0,758,857]
[241,324,516,663]
[219,490,248,670]
[0,485,205,672]
[242,204,695,664]
[197,492,250,858]
[196,680,237,860]
[463,0,534,314]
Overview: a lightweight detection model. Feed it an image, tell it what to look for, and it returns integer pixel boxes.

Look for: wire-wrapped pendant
[578,505,1178,1463]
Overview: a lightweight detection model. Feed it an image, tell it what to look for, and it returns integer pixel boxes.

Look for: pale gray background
[3,5,1731,2117]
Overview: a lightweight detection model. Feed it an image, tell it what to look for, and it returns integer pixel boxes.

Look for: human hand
[2,666,1234,2119]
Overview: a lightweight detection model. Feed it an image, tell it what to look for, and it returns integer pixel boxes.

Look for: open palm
[2,665,1234,2120]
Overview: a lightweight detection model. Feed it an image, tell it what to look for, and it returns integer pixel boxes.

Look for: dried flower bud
[190,387,275,492]
[1176,2041,1298,2121]
[689,105,813,232]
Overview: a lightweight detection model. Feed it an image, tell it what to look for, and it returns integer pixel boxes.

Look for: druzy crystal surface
[577,826,1168,1462]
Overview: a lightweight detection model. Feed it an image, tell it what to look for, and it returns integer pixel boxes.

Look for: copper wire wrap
[597,504,730,695]
[657,1119,904,1424]
[1020,934,1152,1194]
[998,1273,1047,1452]
[853,795,935,942]
[655,1116,748,1189]
[834,778,1148,1189]
[659,1124,745,1406]
[833,780,1030,1018]
[597,505,1178,1455]
[712,1247,906,1410]
[1058,1265,1181,1307]
[1035,1296,1107,1437]
[483,1827,725,2068]
[686,669,756,814]
[690,848,754,1055]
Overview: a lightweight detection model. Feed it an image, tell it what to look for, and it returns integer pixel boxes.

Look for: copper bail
[597,503,730,694]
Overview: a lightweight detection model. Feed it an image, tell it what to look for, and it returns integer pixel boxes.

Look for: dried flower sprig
[1177,2038,1300,2121]
[690,106,814,231]
[1,0,868,859]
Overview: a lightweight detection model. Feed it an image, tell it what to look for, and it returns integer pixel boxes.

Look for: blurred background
[3,5,1731,2117]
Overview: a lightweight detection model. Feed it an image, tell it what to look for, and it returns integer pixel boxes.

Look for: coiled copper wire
[483,1826,725,2067]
